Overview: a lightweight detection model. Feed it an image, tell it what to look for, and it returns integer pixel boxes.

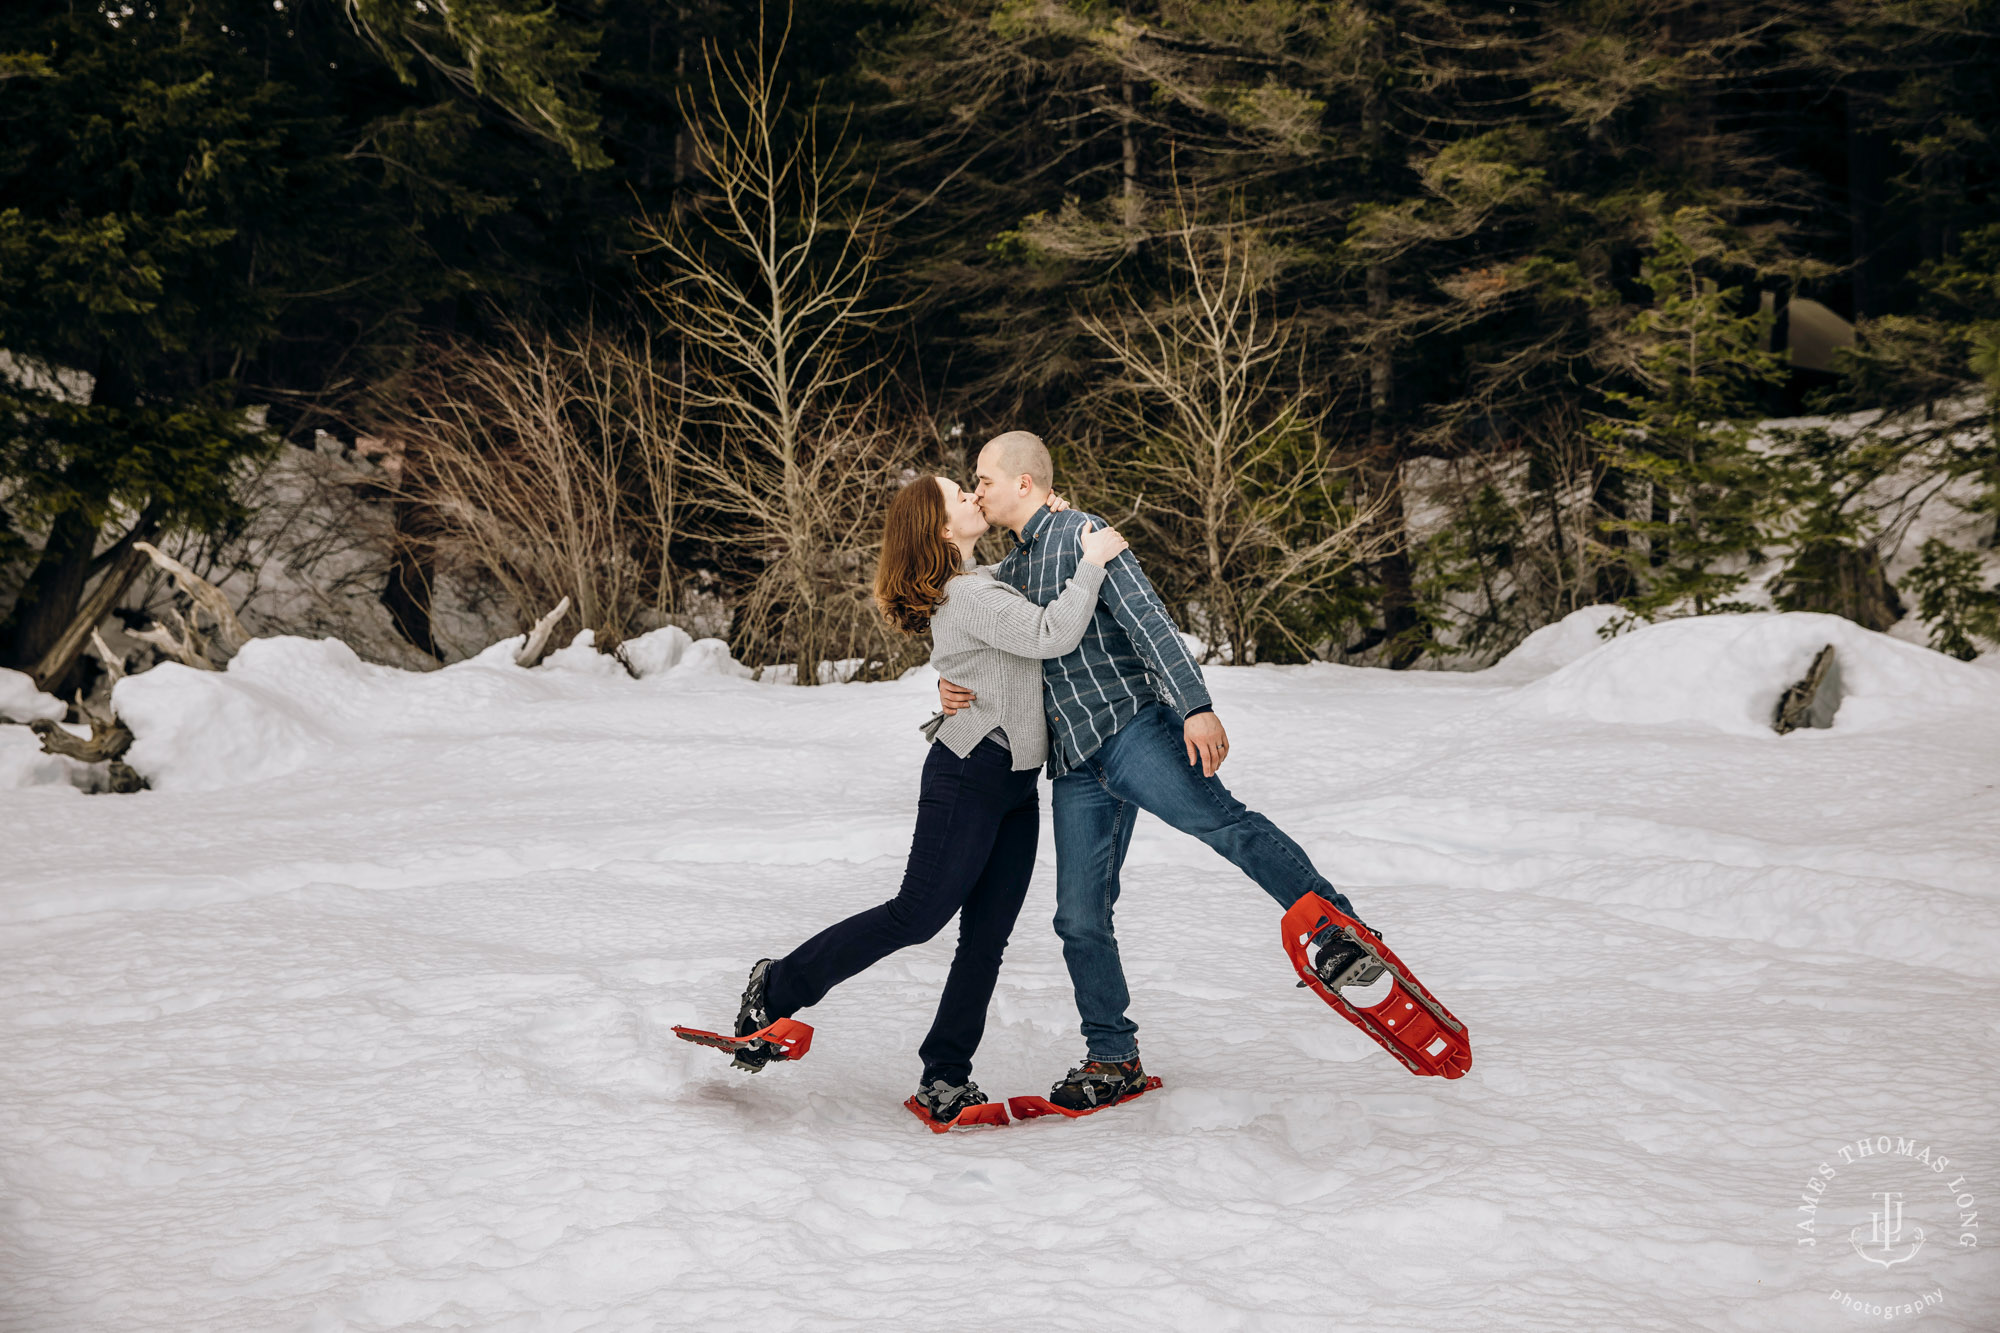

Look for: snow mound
[115,638,387,791]
[113,632,760,792]
[674,636,754,679]
[1508,611,1998,735]
[1481,605,1631,682]
[0,667,65,723]
[617,625,695,678]
[540,628,628,677]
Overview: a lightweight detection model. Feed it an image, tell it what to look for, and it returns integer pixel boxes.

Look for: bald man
[945,430,1374,1112]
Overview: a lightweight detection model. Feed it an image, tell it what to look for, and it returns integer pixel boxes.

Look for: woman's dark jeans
[763,737,1038,1086]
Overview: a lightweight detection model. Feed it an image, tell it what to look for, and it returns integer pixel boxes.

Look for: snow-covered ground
[4,612,1998,1331]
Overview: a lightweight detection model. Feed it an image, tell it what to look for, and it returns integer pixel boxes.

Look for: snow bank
[1508,610,1998,734]
[756,657,867,685]
[114,639,384,791]
[112,631,757,792]
[616,625,694,677]
[539,628,630,678]
[8,605,2000,1330]
[596,625,753,680]
[0,726,77,790]
[1479,604,1631,682]
[83,607,2000,797]
[678,636,753,678]
[0,666,65,723]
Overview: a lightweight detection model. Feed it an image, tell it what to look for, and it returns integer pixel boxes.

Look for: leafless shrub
[387,320,685,651]
[1404,403,1632,663]
[129,434,448,669]
[1075,222,1388,663]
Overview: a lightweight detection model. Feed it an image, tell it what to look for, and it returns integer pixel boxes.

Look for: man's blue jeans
[1051,702,1360,1062]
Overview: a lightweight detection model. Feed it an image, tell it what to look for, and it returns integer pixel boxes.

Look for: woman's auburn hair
[875,475,962,635]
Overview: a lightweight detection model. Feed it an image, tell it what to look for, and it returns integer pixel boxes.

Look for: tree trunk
[1119,0,1140,238]
[671,10,692,221]
[1845,91,1875,320]
[3,346,152,685]
[0,506,99,676]
[1362,247,1418,666]
[1373,486,1420,669]
[1775,543,1904,631]
[1592,468,1633,604]
[381,496,440,657]
[29,527,158,693]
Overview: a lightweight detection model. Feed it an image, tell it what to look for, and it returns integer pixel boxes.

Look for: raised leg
[1100,704,1362,921]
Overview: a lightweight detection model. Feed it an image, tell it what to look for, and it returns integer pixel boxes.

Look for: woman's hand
[1078,520,1129,568]
[1045,492,1071,512]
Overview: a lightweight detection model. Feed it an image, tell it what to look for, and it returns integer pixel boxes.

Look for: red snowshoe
[1007,1076,1164,1122]
[672,1016,814,1063]
[1282,893,1471,1079]
[903,1098,1011,1133]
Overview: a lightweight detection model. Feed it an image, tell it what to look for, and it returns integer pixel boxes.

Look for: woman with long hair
[691,475,1126,1125]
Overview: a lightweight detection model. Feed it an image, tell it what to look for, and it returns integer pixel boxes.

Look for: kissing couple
[679,430,1464,1127]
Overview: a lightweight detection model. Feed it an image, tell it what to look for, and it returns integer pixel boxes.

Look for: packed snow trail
[3,612,1997,1331]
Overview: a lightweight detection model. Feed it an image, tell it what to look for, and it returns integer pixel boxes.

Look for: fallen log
[36,717,126,761]
[27,704,147,792]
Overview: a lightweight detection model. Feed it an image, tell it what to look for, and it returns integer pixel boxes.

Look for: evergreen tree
[863,2,1837,661]
[0,0,607,688]
[1902,537,2000,659]
[1592,213,1788,617]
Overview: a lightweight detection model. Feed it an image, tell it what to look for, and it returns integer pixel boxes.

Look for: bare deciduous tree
[1076,222,1386,663]
[633,13,922,684]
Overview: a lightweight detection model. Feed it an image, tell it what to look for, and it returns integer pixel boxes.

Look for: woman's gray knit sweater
[925,557,1107,771]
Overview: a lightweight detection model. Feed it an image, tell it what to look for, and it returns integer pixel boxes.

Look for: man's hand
[1184,712,1229,777]
[939,676,976,716]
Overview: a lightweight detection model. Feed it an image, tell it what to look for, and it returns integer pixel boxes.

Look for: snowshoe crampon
[1282,893,1471,1079]
[671,1016,814,1063]
[903,1097,1010,1134]
[1006,1076,1164,1122]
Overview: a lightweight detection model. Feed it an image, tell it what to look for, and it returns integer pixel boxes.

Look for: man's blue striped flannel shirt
[991,505,1212,779]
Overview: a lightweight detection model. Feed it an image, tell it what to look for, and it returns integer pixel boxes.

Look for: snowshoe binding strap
[1007,1065,1164,1122]
[1309,926,1387,992]
[905,1079,1008,1133]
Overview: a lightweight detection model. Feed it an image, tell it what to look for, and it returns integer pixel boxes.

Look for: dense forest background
[4,0,2000,699]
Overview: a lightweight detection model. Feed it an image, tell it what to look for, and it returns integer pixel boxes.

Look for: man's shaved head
[978,430,1053,491]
